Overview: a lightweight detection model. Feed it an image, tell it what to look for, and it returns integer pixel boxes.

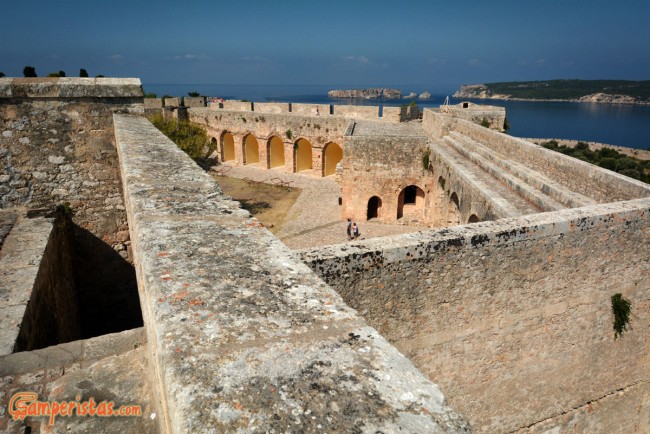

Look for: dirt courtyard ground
[211,163,428,250]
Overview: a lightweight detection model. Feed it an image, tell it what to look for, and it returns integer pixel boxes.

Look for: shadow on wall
[72,225,143,339]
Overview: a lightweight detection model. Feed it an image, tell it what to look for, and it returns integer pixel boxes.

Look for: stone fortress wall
[0,78,145,349]
[300,199,650,433]
[0,78,469,433]
[188,108,351,177]
[341,108,650,228]
[2,78,650,433]
[113,113,469,433]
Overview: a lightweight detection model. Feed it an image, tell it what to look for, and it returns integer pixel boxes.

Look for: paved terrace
[113,114,469,433]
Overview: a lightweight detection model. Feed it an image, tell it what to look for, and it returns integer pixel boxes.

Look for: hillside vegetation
[541,140,650,183]
[456,80,650,102]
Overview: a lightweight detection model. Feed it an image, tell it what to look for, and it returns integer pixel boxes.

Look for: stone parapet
[0,77,143,99]
[183,96,205,108]
[144,98,163,109]
[113,113,469,433]
[253,102,289,114]
[163,97,181,107]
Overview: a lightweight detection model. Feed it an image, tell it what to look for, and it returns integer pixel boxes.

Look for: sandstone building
[1,78,648,433]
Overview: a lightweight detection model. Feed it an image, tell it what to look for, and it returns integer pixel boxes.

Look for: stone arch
[294,138,312,172]
[367,196,382,220]
[221,132,235,162]
[244,134,259,165]
[468,214,480,224]
[448,192,461,226]
[323,142,343,177]
[267,136,285,169]
[397,185,425,220]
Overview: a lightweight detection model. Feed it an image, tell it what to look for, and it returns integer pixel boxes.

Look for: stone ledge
[298,197,650,268]
[113,114,470,433]
[0,327,146,376]
[0,77,143,99]
[0,216,53,356]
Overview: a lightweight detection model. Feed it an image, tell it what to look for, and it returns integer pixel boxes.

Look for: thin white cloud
[110,54,123,60]
[468,58,480,66]
[164,54,209,61]
[240,56,270,62]
[344,55,370,65]
[428,58,447,65]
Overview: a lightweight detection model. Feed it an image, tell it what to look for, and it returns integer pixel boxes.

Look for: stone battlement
[152,96,421,123]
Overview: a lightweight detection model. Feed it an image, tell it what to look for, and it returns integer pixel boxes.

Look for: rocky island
[454,79,650,104]
[328,88,402,99]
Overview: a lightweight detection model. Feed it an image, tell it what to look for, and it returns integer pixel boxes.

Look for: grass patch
[214,176,301,234]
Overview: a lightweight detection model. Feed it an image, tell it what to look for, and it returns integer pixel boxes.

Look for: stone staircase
[447,132,596,209]
[434,132,597,217]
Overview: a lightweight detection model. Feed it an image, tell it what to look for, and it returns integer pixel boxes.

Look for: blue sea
[144,83,650,150]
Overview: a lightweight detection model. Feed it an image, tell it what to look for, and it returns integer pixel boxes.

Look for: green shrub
[149,114,209,160]
[611,293,632,339]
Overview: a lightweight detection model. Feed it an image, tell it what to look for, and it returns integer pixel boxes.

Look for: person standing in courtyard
[346,218,352,240]
[352,222,360,240]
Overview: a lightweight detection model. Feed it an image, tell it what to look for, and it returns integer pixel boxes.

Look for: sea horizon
[143,83,650,151]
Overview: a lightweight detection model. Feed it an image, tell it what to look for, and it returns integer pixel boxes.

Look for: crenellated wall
[299,199,650,433]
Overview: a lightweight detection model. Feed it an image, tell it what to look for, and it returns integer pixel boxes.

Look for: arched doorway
[448,192,461,226]
[397,185,425,219]
[294,138,312,172]
[323,142,343,177]
[244,134,259,165]
[367,196,382,220]
[210,137,217,159]
[468,214,479,223]
[268,136,285,169]
[222,132,235,162]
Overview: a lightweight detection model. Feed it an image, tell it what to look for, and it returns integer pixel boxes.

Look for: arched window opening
[468,214,479,224]
[367,196,382,220]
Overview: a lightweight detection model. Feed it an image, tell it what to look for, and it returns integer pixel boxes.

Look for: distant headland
[328,88,432,100]
[454,79,650,104]
[328,88,402,99]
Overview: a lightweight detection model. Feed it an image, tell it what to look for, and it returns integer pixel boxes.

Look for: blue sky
[1,0,649,92]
